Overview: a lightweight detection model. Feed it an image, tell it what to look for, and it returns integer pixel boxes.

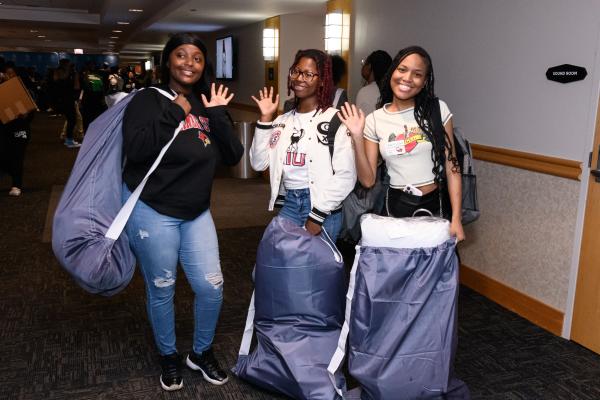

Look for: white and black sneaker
[186,347,229,385]
[159,353,183,391]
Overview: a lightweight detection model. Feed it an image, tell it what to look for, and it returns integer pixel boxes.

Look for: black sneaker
[186,347,229,385]
[159,353,183,391]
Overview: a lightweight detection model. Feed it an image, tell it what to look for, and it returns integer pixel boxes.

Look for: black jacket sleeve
[206,106,244,166]
[122,89,186,163]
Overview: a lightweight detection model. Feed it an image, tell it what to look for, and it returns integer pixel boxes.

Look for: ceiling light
[30,29,38,33]
[110,36,119,39]
[128,8,143,12]
[116,21,130,25]
[112,30,122,33]
[37,35,46,38]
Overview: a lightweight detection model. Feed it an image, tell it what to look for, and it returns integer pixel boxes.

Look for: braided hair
[378,46,460,186]
[287,49,334,112]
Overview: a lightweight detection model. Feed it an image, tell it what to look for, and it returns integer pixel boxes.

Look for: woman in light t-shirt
[340,46,465,241]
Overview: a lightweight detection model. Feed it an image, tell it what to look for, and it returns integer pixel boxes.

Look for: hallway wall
[351,0,600,319]
[202,9,326,109]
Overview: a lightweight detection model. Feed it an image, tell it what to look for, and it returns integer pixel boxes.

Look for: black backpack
[432,99,480,225]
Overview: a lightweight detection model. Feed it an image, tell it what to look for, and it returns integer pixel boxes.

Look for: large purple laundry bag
[52,88,179,296]
[234,216,345,400]
[328,215,470,400]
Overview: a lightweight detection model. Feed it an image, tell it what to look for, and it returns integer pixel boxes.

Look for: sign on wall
[546,64,587,84]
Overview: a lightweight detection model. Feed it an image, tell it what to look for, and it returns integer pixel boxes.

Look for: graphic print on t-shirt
[284,126,306,167]
[182,114,211,147]
[386,124,428,156]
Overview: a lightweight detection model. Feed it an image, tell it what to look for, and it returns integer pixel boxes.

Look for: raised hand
[338,102,365,139]
[251,86,279,122]
[201,83,234,107]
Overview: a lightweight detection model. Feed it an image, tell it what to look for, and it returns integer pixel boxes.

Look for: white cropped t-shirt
[363,101,452,188]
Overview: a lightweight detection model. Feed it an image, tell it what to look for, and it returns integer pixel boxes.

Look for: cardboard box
[0,77,37,124]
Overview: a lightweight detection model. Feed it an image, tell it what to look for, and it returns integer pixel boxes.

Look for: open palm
[338,102,365,138]
[251,86,279,119]
[201,83,234,107]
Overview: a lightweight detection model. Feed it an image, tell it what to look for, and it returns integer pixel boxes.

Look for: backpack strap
[327,112,342,174]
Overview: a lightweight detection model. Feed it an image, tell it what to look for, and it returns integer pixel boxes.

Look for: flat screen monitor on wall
[215,36,234,80]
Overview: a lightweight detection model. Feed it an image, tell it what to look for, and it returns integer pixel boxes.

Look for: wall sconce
[263,28,279,61]
[325,10,347,55]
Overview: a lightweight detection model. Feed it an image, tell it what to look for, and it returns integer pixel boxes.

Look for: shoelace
[202,351,223,375]
[162,358,181,380]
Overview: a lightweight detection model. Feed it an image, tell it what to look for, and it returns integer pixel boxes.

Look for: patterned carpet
[1,114,599,399]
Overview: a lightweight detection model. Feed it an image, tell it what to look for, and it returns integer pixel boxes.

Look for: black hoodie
[122,86,243,220]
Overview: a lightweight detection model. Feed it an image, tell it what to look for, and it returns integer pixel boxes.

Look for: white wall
[352,0,600,161]
[201,9,326,109]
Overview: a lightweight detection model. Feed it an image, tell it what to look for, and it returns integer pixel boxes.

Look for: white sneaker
[8,187,21,196]
[64,140,81,148]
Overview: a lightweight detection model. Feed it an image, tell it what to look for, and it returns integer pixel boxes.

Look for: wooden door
[571,96,600,354]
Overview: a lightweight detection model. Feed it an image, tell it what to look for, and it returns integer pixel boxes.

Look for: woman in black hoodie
[121,32,243,392]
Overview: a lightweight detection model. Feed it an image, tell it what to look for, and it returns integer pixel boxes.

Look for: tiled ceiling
[0,0,327,62]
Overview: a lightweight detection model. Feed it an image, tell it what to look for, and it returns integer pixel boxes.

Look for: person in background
[104,74,127,108]
[250,49,356,241]
[0,65,35,196]
[121,32,244,392]
[340,45,465,241]
[54,59,81,148]
[330,54,348,109]
[355,50,392,116]
[80,62,107,133]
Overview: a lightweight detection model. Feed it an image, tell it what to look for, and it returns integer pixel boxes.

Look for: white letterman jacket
[249,107,356,225]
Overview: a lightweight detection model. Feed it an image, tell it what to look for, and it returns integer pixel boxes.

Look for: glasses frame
[289,68,319,82]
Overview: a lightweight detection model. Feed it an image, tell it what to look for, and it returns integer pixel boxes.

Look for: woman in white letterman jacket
[249,49,356,241]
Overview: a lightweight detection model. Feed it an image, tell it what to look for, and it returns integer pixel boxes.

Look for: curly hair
[378,46,460,186]
[287,49,334,112]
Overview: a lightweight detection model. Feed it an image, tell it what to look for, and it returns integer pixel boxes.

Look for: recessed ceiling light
[128,8,143,12]
[37,35,46,38]
[116,21,130,25]
[30,29,38,33]
[110,36,119,39]
[112,30,122,33]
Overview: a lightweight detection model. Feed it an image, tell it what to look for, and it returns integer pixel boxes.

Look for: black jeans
[386,186,452,220]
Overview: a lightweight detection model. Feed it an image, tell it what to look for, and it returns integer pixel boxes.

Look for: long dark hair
[160,32,211,97]
[365,50,392,93]
[287,49,334,112]
[379,46,459,185]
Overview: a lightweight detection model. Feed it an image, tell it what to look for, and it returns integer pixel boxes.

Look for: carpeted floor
[1,113,600,400]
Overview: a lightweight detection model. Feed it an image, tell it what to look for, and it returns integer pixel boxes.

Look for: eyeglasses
[289,68,319,82]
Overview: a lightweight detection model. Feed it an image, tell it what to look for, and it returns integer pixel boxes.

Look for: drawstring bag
[234,216,345,400]
[328,214,470,399]
[52,88,182,296]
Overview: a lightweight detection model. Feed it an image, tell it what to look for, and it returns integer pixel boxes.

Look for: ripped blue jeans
[123,184,223,356]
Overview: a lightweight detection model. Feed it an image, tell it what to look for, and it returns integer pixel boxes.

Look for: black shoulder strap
[327,113,342,160]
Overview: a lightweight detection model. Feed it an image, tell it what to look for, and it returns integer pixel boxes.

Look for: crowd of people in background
[0,55,163,196]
